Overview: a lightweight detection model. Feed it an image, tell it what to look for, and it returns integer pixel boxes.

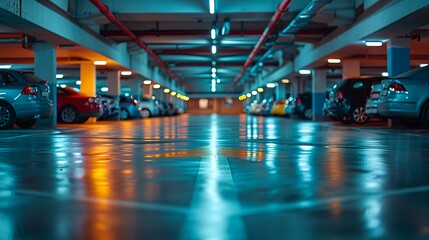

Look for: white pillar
[107,71,121,120]
[34,42,57,127]
[312,69,327,121]
[342,59,360,80]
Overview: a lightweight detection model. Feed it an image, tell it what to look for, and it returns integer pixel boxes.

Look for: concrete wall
[186,98,243,115]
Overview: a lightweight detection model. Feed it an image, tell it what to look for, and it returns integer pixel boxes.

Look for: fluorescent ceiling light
[211,28,216,40]
[76,80,81,85]
[94,60,107,65]
[216,79,220,83]
[143,80,152,85]
[209,0,215,14]
[257,88,264,92]
[171,91,177,96]
[211,73,216,78]
[266,83,276,88]
[251,91,257,95]
[164,88,170,93]
[211,45,217,54]
[101,87,109,92]
[0,65,11,69]
[382,72,389,77]
[152,96,156,100]
[60,84,67,88]
[211,67,216,73]
[328,58,341,64]
[420,64,428,68]
[121,71,132,76]
[153,84,161,89]
[246,93,252,98]
[56,74,64,79]
[364,41,383,47]
[281,79,290,84]
[299,69,312,75]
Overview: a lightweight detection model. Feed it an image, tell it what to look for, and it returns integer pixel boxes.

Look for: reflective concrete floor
[1,114,429,239]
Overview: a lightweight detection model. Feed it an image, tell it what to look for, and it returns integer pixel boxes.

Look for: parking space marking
[0,128,81,140]
[15,189,189,214]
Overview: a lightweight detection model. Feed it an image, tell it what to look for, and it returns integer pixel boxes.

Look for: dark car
[57,87,103,123]
[295,93,313,120]
[325,76,386,124]
[0,70,52,129]
[119,95,140,120]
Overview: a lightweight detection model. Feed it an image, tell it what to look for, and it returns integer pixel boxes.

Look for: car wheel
[60,106,78,123]
[120,108,130,120]
[16,119,36,129]
[351,105,369,124]
[421,103,429,127]
[0,102,16,129]
[140,109,151,118]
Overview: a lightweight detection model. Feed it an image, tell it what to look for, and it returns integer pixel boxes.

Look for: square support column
[275,82,287,100]
[342,59,360,80]
[107,71,121,120]
[80,62,97,123]
[312,69,327,121]
[34,42,57,128]
[387,38,410,77]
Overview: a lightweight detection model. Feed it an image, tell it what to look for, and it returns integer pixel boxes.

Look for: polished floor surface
[1,114,429,239]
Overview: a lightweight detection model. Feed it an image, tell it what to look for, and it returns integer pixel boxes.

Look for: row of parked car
[324,65,429,127]
[247,93,313,120]
[0,69,183,129]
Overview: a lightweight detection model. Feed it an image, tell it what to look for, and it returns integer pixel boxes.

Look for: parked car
[0,69,52,129]
[284,97,296,117]
[295,93,313,120]
[98,94,119,120]
[119,95,140,120]
[139,97,160,118]
[325,76,386,124]
[271,99,287,116]
[365,83,383,118]
[57,87,102,123]
[258,98,274,116]
[378,66,429,127]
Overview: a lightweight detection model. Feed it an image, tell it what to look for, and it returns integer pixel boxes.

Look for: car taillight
[336,90,344,100]
[21,85,38,95]
[389,83,407,92]
[296,99,302,106]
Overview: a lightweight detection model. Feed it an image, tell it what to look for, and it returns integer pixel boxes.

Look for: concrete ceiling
[0,0,428,95]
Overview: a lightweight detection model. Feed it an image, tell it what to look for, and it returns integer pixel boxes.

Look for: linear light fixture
[420,63,428,68]
[171,91,177,96]
[121,71,132,76]
[211,28,216,40]
[76,80,81,85]
[266,83,276,88]
[364,41,383,47]
[56,74,64,79]
[0,64,11,69]
[299,69,312,75]
[382,72,389,77]
[101,87,109,92]
[211,73,216,78]
[257,88,264,92]
[94,60,107,65]
[211,67,216,73]
[211,45,217,54]
[328,58,341,64]
[153,84,161,89]
[246,93,252,98]
[209,0,215,14]
[282,79,290,84]
[143,80,152,85]
[164,88,170,93]
[251,91,257,95]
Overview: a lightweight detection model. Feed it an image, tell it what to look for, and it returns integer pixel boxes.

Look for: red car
[57,87,102,123]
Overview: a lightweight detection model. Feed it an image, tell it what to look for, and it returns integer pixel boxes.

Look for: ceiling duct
[89,0,194,92]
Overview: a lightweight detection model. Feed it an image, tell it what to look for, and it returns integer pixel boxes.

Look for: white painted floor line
[1,128,81,140]
[179,156,247,240]
[15,189,189,215]
[239,184,429,216]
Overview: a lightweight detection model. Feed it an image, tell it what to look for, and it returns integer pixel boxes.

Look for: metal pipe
[228,0,293,92]
[89,0,194,92]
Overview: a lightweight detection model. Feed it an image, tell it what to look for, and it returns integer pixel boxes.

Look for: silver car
[0,70,52,129]
[377,66,429,126]
[365,83,383,118]
[138,97,160,118]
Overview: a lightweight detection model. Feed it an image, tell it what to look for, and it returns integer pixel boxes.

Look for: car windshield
[21,72,47,83]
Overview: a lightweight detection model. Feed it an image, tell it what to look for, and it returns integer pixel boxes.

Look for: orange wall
[186,98,243,115]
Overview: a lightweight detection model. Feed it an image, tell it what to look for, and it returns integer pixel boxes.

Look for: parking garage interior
[1,0,429,239]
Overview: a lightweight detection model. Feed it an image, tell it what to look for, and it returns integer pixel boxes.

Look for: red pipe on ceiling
[228,0,293,92]
[89,0,194,92]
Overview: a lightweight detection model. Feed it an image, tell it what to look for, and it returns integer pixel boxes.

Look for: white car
[377,66,429,126]
[365,83,383,118]
[138,97,160,118]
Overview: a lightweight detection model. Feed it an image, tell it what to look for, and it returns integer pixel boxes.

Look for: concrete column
[387,38,410,77]
[342,59,360,80]
[291,79,299,97]
[34,42,57,127]
[142,81,153,99]
[80,62,96,123]
[106,71,121,120]
[276,82,287,100]
[312,69,327,121]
